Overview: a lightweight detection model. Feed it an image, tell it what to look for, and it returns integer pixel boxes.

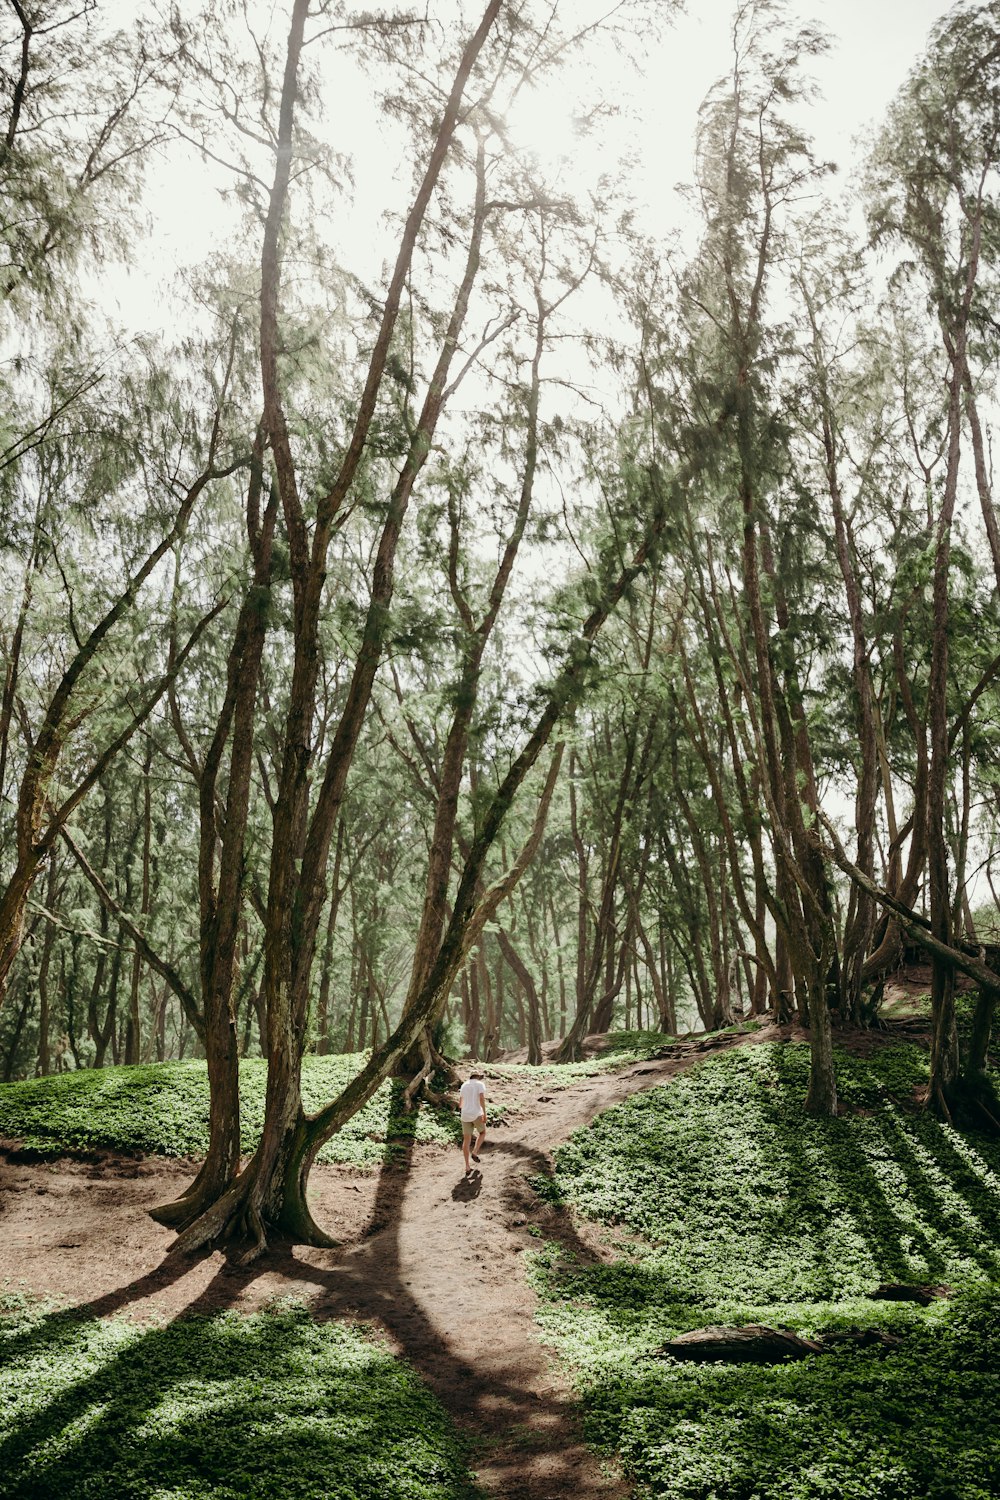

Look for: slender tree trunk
[927,332,969,1112]
[963,376,1000,591]
[806,314,879,1021]
[35,857,60,1076]
[125,738,154,1065]
[497,925,543,1065]
[468,951,483,1057]
[315,820,345,1055]
[4,978,32,1081]
[550,895,567,1037]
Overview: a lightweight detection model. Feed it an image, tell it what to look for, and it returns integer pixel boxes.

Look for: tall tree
[169,0,678,1258]
[641,0,840,1109]
[0,352,239,1012]
[866,0,1000,1112]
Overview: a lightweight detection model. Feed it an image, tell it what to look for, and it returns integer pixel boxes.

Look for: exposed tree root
[242,1202,268,1264]
[419,1083,454,1107]
[169,1158,341,1259]
[402,1034,435,1111]
[163,1028,466,1259]
[149,1195,198,1229]
[274,1167,341,1251]
[150,1158,237,1230]
[400,1030,461,1110]
[171,1176,248,1256]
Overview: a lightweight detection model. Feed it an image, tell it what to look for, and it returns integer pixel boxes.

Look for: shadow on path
[3,1053,720,1500]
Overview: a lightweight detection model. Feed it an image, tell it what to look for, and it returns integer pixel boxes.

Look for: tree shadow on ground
[0,1294,478,1500]
[523,1040,1000,1499]
[258,1101,624,1499]
[0,1080,622,1500]
[572,1287,1000,1500]
[767,1043,1000,1290]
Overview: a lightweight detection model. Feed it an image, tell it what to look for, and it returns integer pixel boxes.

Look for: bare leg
[472,1120,486,1160]
[463,1131,472,1173]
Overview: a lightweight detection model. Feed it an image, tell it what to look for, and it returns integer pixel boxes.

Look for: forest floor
[0,1010,931,1500]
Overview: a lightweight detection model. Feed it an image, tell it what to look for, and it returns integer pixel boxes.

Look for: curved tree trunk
[497,926,543,1065]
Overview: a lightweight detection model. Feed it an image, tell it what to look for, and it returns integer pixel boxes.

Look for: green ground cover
[0,1056,458,1167]
[530,1040,1000,1500]
[0,1296,481,1500]
[0,1029,679,1165]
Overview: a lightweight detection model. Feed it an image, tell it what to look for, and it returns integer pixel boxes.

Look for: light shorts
[462,1116,486,1139]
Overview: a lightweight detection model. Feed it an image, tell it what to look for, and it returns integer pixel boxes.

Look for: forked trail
[0,1031,765,1499]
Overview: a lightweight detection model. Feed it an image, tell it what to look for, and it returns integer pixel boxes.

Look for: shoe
[471,1153,481,1163]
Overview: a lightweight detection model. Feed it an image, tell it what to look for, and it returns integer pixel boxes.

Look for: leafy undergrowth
[530,1040,1000,1499]
[597,1028,679,1057]
[0,1030,681,1166]
[0,1056,458,1167]
[0,1295,480,1500]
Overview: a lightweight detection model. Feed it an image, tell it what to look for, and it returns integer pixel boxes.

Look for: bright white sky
[649,0,949,157]
[111,0,956,332]
[631,0,950,232]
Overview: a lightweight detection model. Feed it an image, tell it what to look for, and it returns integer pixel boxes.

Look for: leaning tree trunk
[497,926,544,1065]
[177,446,673,1256]
[34,856,60,1077]
[396,274,552,1081]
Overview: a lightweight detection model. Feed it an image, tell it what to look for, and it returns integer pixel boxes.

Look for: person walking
[459,1068,487,1174]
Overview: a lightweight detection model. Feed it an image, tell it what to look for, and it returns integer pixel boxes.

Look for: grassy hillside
[0,1055,457,1167]
[530,1040,1000,1500]
[0,1296,480,1500]
[12,1027,993,1495]
[0,1031,673,1167]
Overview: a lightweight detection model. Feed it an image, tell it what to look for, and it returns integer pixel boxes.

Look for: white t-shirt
[459,1077,487,1122]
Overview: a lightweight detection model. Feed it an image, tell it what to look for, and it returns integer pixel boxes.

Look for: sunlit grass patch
[578,1293,1000,1500]
[0,1056,458,1168]
[530,1041,1000,1500]
[0,1297,481,1499]
[536,1043,1000,1303]
[487,1027,678,1085]
[0,1028,681,1166]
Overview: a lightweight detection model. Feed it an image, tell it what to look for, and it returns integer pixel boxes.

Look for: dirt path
[327,1049,719,1500]
[0,1031,770,1499]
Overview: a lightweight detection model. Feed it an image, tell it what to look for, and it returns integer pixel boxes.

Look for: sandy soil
[0,1021,920,1499]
